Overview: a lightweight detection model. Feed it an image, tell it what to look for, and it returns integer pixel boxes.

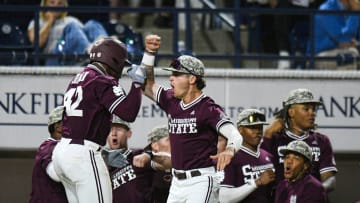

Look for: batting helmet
[89,37,131,77]
[280,140,313,162]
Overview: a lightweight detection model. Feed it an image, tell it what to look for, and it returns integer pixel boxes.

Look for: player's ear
[127,130,133,138]
[151,142,159,151]
[288,107,295,118]
[188,75,197,84]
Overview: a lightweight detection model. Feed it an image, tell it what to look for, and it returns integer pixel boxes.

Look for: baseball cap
[280,140,313,162]
[283,88,322,107]
[111,115,130,130]
[144,125,169,150]
[48,106,64,126]
[237,109,268,127]
[163,55,205,77]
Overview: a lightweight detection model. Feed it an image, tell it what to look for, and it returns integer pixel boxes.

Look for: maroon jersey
[110,149,154,203]
[151,169,172,203]
[221,146,275,203]
[29,138,68,203]
[261,130,337,183]
[62,65,142,146]
[156,87,232,170]
[275,174,327,203]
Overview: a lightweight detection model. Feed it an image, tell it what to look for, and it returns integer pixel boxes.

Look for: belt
[173,170,202,180]
[63,138,102,152]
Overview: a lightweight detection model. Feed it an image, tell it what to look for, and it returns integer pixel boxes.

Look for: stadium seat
[104,22,145,64]
[0,21,33,65]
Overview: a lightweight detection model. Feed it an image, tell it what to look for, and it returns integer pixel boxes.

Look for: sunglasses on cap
[239,113,266,125]
[169,59,193,75]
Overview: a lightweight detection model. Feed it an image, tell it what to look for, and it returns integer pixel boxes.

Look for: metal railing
[0,2,359,68]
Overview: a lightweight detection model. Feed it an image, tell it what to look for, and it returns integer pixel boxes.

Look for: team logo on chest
[168,116,198,135]
[111,165,137,189]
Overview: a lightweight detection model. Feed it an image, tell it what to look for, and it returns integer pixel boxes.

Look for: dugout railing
[0,1,359,69]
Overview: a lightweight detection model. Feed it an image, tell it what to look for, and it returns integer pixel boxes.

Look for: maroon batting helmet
[89,37,131,77]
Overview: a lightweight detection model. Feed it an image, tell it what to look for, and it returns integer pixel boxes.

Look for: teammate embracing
[51,38,146,203]
[140,34,243,203]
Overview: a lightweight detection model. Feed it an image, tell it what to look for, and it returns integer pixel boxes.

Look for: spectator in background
[262,88,338,196]
[308,0,360,70]
[275,140,327,203]
[29,106,67,203]
[220,109,276,203]
[270,0,322,69]
[27,0,109,66]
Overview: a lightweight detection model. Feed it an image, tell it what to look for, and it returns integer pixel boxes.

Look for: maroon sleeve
[112,83,142,122]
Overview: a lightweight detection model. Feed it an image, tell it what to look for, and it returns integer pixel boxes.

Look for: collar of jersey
[239,145,260,158]
[87,64,106,76]
[285,130,309,140]
[180,93,206,110]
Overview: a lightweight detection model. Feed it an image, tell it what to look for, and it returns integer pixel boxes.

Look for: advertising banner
[0,68,359,152]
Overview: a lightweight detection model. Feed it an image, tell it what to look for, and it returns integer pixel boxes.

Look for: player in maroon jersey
[220,109,276,203]
[275,140,327,203]
[140,34,243,203]
[51,37,146,203]
[106,115,155,203]
[29,106,68,203]
[133,125,172,203]
[261,88,337,194]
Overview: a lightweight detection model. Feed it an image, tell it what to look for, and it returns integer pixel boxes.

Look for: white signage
[0,67,359,152]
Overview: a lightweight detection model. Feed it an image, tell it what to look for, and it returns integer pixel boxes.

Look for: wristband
[144,150,154,159]
[141,52,155,66]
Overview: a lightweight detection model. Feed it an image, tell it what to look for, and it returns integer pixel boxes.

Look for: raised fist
[144,34,161,53]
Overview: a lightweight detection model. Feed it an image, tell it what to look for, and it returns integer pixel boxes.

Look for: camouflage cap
[145,125,169,150]
[280,140,313,162]
[48,106,64,126]
[283,88,322,107]
[163,55,205,77]
[237,109,268,127]
[111,115,130,130]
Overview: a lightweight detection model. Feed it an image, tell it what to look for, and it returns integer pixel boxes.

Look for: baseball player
[29,105,67,203]
[220,109,276,203]
[140,34,243,203]
[51,38,147,203]
[133,125,172,203]
[261,88,338,193]
[106,115,154,203]
[275,140,327,203]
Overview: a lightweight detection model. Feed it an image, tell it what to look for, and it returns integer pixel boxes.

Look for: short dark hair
[48,123,55,134]
[195,76,206,90]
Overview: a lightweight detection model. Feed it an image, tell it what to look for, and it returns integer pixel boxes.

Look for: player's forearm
[143,64,158,101]
[322,176,336,192]
[219,123,242,152]
[219,181,257,203]
[152,154,172,170]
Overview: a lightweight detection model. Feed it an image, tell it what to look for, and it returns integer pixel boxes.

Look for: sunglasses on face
[170,59,192,75]
[240,113,266,124]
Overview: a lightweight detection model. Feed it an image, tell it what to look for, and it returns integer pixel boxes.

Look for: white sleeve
[219,123,243,152]
[219,180,257,203]
[46,162,60,182]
